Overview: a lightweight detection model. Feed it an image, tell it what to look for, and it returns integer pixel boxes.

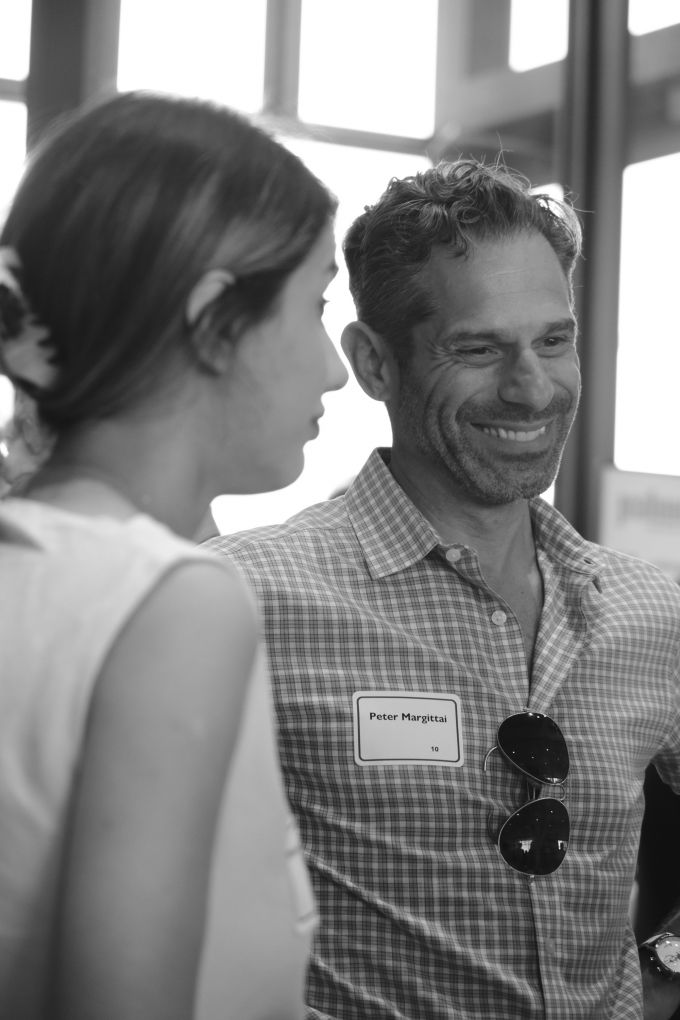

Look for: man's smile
[476,423,548,443]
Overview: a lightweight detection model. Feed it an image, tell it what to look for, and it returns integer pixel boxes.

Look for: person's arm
[52,561,256,1020]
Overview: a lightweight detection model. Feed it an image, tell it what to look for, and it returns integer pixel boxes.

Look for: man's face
[389,232,580,506]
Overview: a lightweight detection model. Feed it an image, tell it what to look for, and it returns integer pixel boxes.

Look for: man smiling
[208,160,680,1020]
[385,232,580,509]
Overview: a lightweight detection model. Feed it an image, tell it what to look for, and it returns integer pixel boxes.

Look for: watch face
[656,936,680,973]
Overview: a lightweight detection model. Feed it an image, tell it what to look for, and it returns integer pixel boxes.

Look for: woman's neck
[22,420,210,539]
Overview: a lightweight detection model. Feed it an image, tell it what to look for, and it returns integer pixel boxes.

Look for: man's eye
[541,335,573,353]
[458,346,497,359]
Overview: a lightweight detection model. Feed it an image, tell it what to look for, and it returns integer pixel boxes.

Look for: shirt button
[491,609,507,626]
[445,547,462,564]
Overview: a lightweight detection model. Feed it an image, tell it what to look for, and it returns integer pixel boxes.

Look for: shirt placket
[440,543,533,707]
[440,541,596,1019]
[522,556,595,1020]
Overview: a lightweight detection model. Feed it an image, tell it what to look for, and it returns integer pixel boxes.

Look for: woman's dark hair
[0,90,336,428]
[343,158,582,364]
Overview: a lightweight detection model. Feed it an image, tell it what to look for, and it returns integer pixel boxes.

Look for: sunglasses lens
[498,798,569,875]
[497,712,569,785]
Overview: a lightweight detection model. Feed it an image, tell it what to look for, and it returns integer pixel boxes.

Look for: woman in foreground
[0,90,346,1020]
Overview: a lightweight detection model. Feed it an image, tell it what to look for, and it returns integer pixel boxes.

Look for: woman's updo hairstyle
[0,90,336,429]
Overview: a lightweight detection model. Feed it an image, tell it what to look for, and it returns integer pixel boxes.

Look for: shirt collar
[345,449,441,578]
[528,497,604,583]
[346,448,604,585]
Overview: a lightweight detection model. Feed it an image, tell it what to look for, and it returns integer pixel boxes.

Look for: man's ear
[341,321,398,402]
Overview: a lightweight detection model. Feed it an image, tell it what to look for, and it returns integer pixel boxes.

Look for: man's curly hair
[343,158,582,363]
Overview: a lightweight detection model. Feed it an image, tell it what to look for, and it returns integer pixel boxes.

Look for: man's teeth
[480,425,547,442]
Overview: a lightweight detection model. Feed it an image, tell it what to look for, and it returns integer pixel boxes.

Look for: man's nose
[498,349,554,411]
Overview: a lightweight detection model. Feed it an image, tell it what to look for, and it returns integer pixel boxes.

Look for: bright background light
[510,0,680,73]
[0,100,27,227]
[629,0,680,35]
[615,152,680,474]
[117,0,266,110]
[298,0,438,138]
[0,0,32,80]
[509,0,569,71]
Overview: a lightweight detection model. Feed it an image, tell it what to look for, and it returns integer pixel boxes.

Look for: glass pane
[0,100,27,228]
[117,0,266,112]
[629,0,680,35]
[509,0,569,71]
[614,152,680,475]
[298,0,438,137]
[0,0,32,80]
[211,142,431,535]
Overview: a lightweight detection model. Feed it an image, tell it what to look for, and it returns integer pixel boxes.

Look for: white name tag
[352,691,464,767]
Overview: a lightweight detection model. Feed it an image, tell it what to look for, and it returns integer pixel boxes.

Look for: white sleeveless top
[0,499,316,1019]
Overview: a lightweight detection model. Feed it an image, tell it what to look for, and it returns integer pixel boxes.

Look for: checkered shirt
[208,449,680,1020]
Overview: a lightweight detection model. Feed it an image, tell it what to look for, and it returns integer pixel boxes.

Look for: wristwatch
[639,932,680,981]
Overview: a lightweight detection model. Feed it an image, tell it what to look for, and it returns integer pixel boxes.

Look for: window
[0,0,32,81]
[629,0,680,35]
[0,0,30,225]
[117,0,266,111]
[614,152,680,475]
[0,101,27,226]
[298,0,438,137]
[509,0,569,71]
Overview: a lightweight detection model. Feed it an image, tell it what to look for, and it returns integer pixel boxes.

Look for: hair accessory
[185,268,236,328]
[0,247,58,393]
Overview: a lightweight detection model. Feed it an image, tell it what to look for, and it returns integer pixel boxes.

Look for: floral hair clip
[185,268,236,328]
[0,247,59,394]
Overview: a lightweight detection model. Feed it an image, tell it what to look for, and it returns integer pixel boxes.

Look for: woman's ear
[185,269,235,328]
[185,269,237,374]
[340,321,399,403]
[188,319,234,375]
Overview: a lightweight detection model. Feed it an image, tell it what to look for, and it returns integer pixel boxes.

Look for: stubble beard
[398,389,579,507]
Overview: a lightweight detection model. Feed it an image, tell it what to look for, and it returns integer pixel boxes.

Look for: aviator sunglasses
[483,711,570,877]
